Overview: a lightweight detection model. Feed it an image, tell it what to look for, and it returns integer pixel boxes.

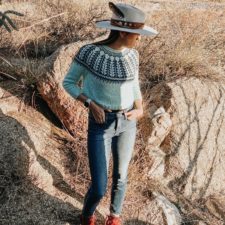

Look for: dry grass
[1,0,224,87]
[0,0,107,58]
[138,6,225,89]
[0,0,108,98]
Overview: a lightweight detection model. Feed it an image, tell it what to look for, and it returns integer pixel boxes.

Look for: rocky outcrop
[36,41,90,138]
[145,78,225,224]
[0,81,85,225]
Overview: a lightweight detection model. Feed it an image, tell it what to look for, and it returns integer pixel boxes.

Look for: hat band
[110,19,144,29]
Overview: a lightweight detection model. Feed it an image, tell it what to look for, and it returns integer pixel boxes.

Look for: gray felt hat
[95,2,158,36]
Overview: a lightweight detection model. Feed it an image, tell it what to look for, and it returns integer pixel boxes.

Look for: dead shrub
[138,6,225,89]
[0,0,107,58]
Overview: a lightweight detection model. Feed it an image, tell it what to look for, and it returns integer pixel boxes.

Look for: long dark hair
[92,30,120,45]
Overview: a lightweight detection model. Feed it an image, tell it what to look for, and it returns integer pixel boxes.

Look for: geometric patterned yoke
[74,44,139,82]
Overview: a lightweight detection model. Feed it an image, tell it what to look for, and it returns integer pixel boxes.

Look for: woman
[62,2,158,225]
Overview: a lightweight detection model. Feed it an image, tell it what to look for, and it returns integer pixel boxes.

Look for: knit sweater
[62,44,142,110]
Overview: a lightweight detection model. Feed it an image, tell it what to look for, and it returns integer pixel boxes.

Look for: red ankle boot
[105,215,121,225]
[80,214,96,225]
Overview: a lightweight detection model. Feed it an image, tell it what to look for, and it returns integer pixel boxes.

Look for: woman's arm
[63,61,110,124]
[125,79,143,120]
[62,60,84,99]
[125,56,143,120]
[125,98,143,120]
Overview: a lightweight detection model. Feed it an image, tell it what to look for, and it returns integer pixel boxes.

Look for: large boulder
[37,41,90,138]
[144,77,225,224]
[0,80,87,225]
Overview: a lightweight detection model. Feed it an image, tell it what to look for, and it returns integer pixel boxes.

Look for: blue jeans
[82,108,137,217]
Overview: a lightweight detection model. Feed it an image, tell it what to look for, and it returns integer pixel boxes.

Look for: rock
[154,193,182,225]
[145,78,225,223]
[205,194,225,222]
[148,147,166,178]
[147,106,172,147]
[37,41,90,138]
[147,105,172,178]
[0,81,85,224]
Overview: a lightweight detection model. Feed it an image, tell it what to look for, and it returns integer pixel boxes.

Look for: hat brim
[95,20,158,36]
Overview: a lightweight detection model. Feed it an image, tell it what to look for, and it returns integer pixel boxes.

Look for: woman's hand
[89,101,111,124]
[125,109,143,120]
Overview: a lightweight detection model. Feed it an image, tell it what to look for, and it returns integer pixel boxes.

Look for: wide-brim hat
[95,2,158,36]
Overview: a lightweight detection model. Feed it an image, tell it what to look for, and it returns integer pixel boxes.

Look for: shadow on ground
[0,108,84,225]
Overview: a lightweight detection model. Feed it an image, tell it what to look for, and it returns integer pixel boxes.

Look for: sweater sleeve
[133,51,142,100]
[62,60,85,99]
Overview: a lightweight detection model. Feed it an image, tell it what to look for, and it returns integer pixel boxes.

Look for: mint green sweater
[62,44,142,110]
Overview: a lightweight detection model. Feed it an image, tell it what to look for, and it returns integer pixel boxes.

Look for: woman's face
[121,32,141,48]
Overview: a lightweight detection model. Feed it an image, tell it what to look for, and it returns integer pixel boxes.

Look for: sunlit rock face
[145,77,225,224]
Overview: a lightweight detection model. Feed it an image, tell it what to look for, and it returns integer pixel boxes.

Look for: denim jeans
[82,108,137,217]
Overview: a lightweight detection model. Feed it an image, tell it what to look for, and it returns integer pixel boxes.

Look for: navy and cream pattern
[74,44,138,82]
[62,44,142,110]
